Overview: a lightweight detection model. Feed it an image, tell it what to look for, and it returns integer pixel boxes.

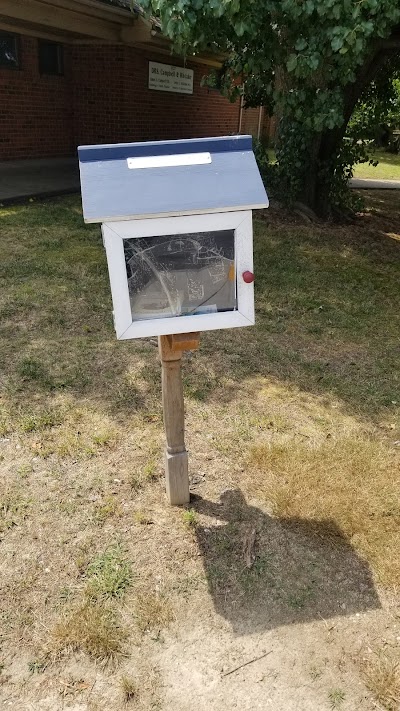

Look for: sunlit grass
[353,150,400,180]
[248,436,400,587]
[134,589,174,633]
[52,602,125,660]
[266,148,400,180]
[361,652,400,711]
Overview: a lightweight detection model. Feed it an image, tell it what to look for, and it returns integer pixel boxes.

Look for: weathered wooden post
[158,332,200,505]
[78,135,268,506]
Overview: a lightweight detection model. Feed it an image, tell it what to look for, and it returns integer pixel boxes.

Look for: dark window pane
[38,41,64,76]
[124,230,237,321]
[0,33,19,69]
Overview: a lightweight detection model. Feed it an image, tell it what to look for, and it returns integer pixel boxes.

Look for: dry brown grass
[248,435,400,587]
[93,495,121,524]
[26,403,119,459]
[135,590,175,633]
[120,675,138,704]
[133,510,154,525]
[52,602,126,659]
[0,193,399,709]
[0,484,31,533]
[361,653,400,711]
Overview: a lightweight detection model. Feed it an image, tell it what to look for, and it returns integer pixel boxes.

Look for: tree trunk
[299,45,398,217]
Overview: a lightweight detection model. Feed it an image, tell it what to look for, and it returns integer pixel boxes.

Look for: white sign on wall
[148,61,194,95]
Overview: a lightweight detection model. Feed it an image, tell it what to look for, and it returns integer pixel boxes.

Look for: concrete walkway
[349,177,400,189]
[0,157,80,203]
[0,157,399,204]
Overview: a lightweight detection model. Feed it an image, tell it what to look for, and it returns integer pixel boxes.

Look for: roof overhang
[0,0,224,67]
[79,135,268,223]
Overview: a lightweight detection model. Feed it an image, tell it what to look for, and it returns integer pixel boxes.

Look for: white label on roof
[127,153,212,170]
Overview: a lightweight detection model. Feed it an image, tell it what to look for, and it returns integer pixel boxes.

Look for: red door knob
[242,271,254,283]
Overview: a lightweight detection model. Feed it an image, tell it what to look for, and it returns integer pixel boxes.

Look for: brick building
[0,0,264,162]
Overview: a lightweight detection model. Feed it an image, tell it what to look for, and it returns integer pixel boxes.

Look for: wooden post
[158,333,200,506]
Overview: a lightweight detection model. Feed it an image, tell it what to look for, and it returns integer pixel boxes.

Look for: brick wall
[0,36,73,160]
[70,44,126,148]
[0,34,241,161]
[71,45,240,146]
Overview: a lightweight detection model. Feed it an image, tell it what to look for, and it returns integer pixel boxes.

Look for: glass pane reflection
[124,230,236,321]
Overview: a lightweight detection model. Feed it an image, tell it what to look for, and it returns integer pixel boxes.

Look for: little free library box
[78,135,268,340]
[79,135,268,506]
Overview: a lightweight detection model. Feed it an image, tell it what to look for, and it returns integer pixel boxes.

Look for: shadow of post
[192,490,380,635]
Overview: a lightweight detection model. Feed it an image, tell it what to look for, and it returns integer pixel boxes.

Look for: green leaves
[140,0,400,211]
[304,1,315,16]
[295,38,308,51]
[234,20,246,37]
[286,54,297,72]
[331,36,343,52]
[349,62,400,148]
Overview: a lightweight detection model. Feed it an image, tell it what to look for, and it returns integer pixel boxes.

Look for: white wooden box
[102,211,254,339]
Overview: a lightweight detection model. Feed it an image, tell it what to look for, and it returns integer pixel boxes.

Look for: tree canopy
[349,62,400,150]
[141,0,400,216]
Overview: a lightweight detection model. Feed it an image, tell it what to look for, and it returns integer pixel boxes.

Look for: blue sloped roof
[78,135,268,223]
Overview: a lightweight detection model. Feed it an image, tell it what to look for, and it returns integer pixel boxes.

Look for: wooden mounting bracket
[158,332,200,361]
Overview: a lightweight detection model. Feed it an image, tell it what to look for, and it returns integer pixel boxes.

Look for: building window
[0,32,19,69]
[38,40,64,76]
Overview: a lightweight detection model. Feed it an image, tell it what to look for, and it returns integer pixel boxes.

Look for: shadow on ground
[192,490,381,635]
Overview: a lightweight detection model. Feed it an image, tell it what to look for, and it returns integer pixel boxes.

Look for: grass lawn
[267,148,400,180]
[0,193,399,710]
[353,150,400,180]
